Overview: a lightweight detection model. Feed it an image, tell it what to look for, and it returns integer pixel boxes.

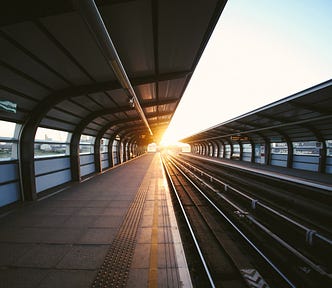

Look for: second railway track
[162,153,286,287]
[162,152,332,288]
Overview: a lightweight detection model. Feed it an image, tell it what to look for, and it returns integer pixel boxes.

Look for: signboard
[0,100,17,113]
[230,136,249,141]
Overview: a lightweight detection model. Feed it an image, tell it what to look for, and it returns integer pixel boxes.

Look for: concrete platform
[182,153,332,190]
[0,153,191,288]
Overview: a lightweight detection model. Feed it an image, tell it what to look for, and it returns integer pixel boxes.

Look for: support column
[122,140,127,162]
[70,133,81,182]
[20,125,37,201]
[94,137,102,173]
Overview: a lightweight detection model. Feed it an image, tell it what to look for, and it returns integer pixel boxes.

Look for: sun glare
[160,0,332,145]
[159,130,180,147]
[159,131,191,152]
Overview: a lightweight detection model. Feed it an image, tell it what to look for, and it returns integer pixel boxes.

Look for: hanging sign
[231,136,249,141]
[0,100,17,113]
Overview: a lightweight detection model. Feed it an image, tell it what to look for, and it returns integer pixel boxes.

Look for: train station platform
[0,153,191,288]
[181,153,332,191]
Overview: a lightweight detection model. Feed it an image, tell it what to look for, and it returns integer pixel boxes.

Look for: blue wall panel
[326,157,332,174]
[293,155,319,164]
[242,152,251,162]
[0,162,20,207]
[101,153,108,161]
[0,182,20,207]
[271,154,287,161]
[80,154,95,176]
[101,160,109,170]
[36,169,71,193]
[292,155,318,172]
[326,166,332,174]
[271,160,287,167]
[254,156,261,163]
[0,163,18,183]
[35,157,70,175]
[80,154,94,165]
[271,154,287,167]
[80,164,95,176]
[292,162,317,171]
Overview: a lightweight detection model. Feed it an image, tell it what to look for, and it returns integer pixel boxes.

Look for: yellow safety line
[149,159,159,288]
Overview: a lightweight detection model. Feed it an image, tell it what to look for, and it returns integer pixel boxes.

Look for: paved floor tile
[16,244,71,268]
[0,243,34,266]
[37,269,97,288]
[0,268,48,288]
[77,228,118,244]
[56,245,109,269]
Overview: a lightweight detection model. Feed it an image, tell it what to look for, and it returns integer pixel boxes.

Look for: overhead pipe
[73,0,153,136]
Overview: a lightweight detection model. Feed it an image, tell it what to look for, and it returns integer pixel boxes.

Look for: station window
[100,138,109,153]
[232,143,240,159]
[242,143,252,162]
[217,144,224,158]
[293,141,320,156]
[327,140,332,156]
[112,138,120,163]
[225,144,231,159]
[270,142,288,154]
[208,143,213,157]
[147,143,157,153]
[243,143,252,153]
[0,120,20,161]
[79,134,95,155]
[34,127,71,158]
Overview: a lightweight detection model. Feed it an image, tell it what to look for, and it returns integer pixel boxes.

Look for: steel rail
[171,155,332,279]
[175,155,332,247]
[161,156,216,288]
[167,155,296,287]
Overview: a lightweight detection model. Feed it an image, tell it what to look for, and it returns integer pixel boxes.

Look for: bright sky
[161,0,332,145]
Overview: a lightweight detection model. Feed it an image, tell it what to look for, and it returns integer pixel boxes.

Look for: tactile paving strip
[91,172,151,288]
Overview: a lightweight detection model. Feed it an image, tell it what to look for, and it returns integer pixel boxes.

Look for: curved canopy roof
[0,0,227,144]
[181,80,332,144]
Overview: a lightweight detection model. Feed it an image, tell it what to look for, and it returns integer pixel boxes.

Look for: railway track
[162,154,285,287]
[178,153,331,236]
[177,153,332,265]
[161,153,332,288]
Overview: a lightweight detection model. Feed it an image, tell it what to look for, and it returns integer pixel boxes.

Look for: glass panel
[100,138,109,153]
[327,140,332,156]
[233,144,240,152]
[35,127,71,143]
[112,140,119,153]
[101,138,109,146]
[0,142,17,160]
[243,143,252,153]
[225,144,231,158]
[34,143,69,158]
[255,144,261,157]
[293,141,319,156]
[79,145,94,154]
[219,145,224,157]
[100,146,108,153]
[80,134,95,144]
[271,142,288,154]
[232,143,240,159]
[0,120,17,139]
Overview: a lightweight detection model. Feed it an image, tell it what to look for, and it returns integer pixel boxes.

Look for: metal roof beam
[74,0,152,135]
[288,101,332,115]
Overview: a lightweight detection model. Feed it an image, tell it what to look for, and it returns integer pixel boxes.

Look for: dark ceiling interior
[0,0,227,145]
